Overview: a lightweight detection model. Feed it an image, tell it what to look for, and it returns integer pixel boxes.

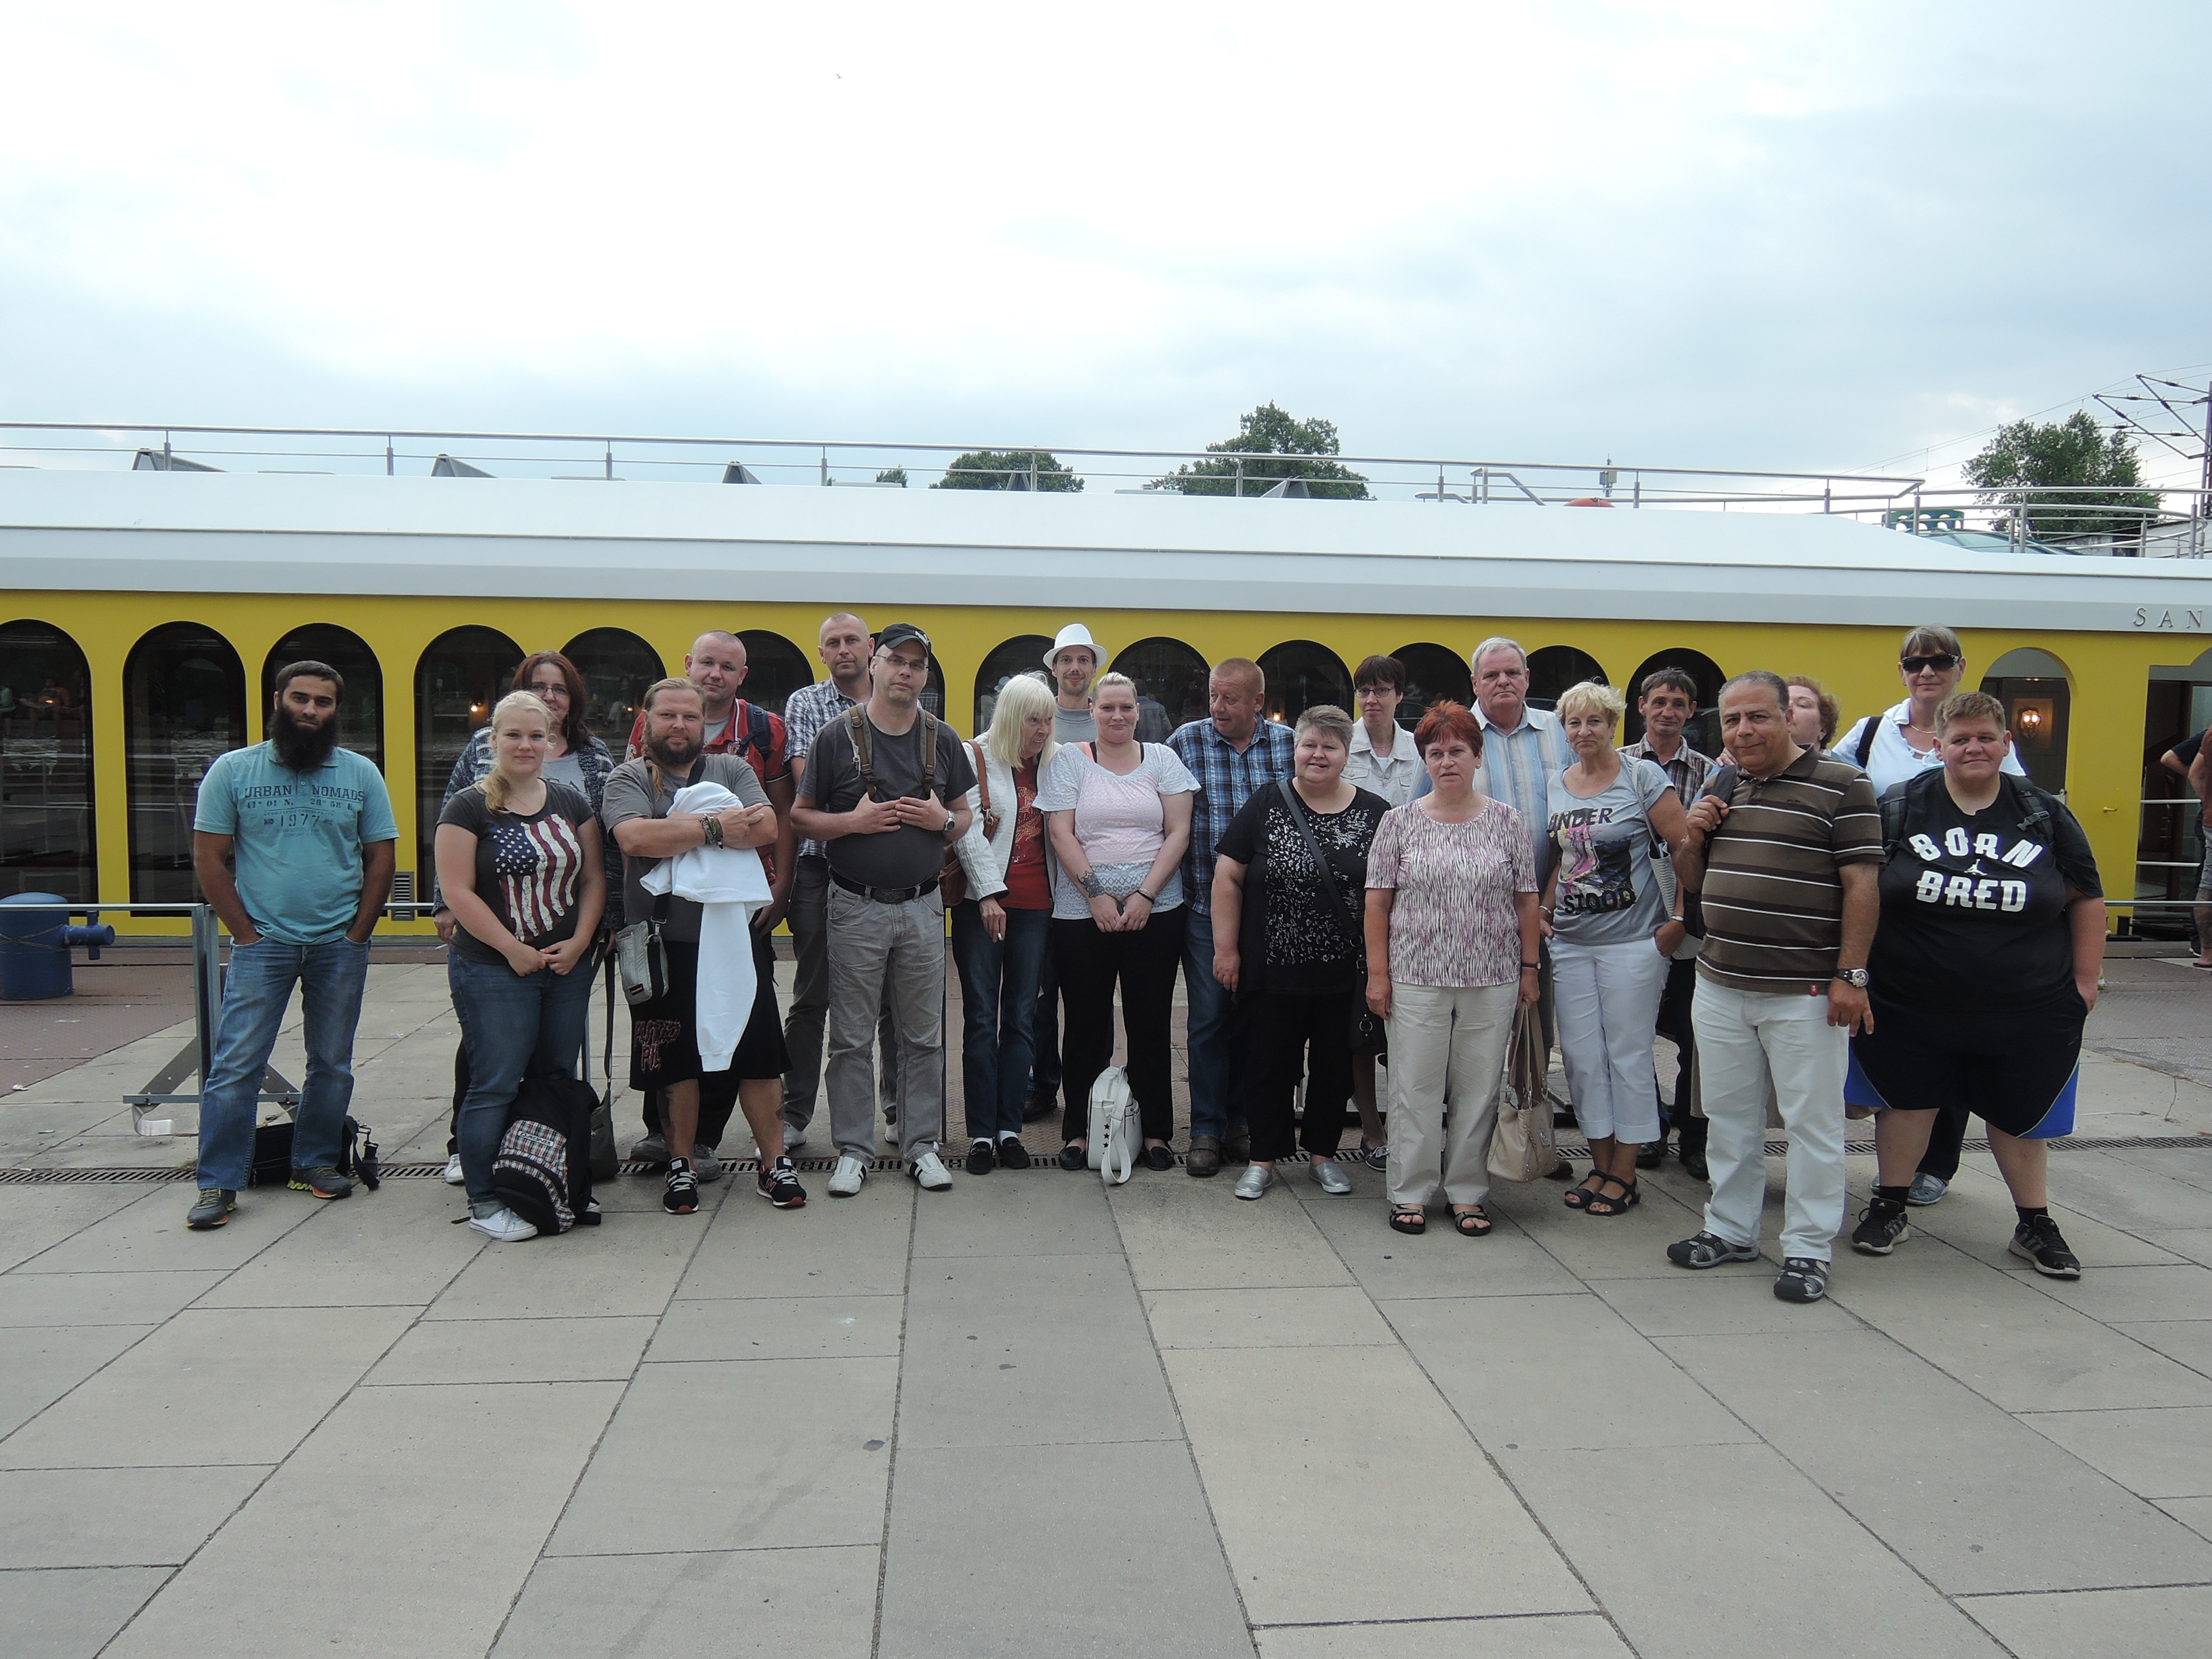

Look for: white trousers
[1385,981,1517,1209]
[1692,979,1847,1263]
[1551,937,1669,1144]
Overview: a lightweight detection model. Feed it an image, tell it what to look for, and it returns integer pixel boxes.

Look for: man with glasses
[793,624,977,1195]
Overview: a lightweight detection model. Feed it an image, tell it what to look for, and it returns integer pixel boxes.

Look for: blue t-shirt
[192,744,398,944]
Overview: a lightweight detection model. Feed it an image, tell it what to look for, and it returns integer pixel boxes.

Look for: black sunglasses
[1900,654,1959,674]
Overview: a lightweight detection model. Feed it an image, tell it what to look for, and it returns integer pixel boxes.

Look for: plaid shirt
[1617,736,1714,804]
[784,678,861,858]
[1166,718,1296,914]
[1472,703,1570,884]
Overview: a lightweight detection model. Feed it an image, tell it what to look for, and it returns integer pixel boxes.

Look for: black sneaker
[756,1156,806,1209]
[1679,1146,1709,1183]
[663,1158,699,1215]
[965,1139,996,1176]
[1636,1141,1664,1170]
[1850,1197,1910,1256]
[1021,1088,1057,1124]
[996,1136,1031,1170]
[186,1187,236,1229]
[1667,1231,1760,1269]
[287,1166,353,1200]
[2009,1214,2082,1279]
[1774,1257,1829,1303]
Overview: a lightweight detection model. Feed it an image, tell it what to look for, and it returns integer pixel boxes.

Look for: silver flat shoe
[1311,1160,1353,1195]
[1233,1164,1273,1201]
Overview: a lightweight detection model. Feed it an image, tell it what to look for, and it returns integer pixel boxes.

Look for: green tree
[929,450,1083,491]
[1152,402,1370,499]
[1962,411,2160,542]
[876,466,909,487]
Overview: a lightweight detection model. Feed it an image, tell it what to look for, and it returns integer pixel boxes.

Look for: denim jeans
[1027,950,1063,1098]
[449,954,594,1207]
[194,937,371,1193]
[949,902,1052,1141]
[1181,907,1247,1141]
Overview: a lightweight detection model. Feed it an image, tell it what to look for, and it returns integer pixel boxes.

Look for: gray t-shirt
[1544,757,1676,947]
[799,710,979,889]
[1053,703,1098,744]
[602,754,770,945]
[543,752,586,792]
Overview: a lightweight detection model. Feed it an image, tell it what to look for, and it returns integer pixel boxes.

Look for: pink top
[1365,798,1537,987]
[1033,741,1200,918]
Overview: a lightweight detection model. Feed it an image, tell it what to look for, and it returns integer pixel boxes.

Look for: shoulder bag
[1087,1064,1139,1186]
[940,739,995,907]
[1273,779,1385,1055]
[612,758,682,1006]
[1488,1001,1559,1183]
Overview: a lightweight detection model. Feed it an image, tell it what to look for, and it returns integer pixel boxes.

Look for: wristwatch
[1834,968,1870,989]
[942,812,958,836]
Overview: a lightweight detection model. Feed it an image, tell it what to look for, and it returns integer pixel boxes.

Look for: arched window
[1981,647,2072,794]
[975,634,1054,733]
[735,629,813,720]
[1257,641,1353,726]
[1113,637,1211,742]
[1525,645,1607,712]
[1388,642,1475,723]
[415,626,523,881]
[0,619,96,901]
[561,628,664,755]
[1622,647,1725,756]
[126,623,247,903]
[262,624,384,775]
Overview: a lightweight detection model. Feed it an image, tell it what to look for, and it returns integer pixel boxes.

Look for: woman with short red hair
[1364,702,1542,1236]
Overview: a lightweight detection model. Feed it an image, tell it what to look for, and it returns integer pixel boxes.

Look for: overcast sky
[1,1,2206,493]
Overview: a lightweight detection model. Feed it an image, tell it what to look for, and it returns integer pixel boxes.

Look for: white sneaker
[468,1205,537,1243]
[827,1154,869,1197]
[782,1124,808,1155]
[910,1151,952,1191]
[441,1153,465,1186]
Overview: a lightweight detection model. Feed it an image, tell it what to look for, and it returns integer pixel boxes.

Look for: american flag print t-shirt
[438,780,598,968]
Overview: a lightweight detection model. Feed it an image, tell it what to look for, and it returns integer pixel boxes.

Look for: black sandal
[1452,1206,1492,1237]
[1586,1174,1639,1217]
[1389,1206,1427,1235]
[1563,1172,1608,1210]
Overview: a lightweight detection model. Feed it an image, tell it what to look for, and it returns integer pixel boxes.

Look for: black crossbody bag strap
[1276,779,1361,950]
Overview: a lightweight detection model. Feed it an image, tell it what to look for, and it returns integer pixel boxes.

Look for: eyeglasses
[1900,654,1959,674]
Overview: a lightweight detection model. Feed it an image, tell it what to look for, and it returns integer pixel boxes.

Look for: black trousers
[1052,907,1187,1143]
[1245,988,1355,1161]
[1917,1101,1972,1184]
[1655,954,1706,1154]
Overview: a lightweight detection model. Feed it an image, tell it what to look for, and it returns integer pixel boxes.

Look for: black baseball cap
[875,623,932,657]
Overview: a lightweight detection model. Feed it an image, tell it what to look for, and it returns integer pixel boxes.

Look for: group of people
[175,617,2108,1303]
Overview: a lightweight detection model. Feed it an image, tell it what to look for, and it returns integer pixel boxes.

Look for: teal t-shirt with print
[192,744,398,944]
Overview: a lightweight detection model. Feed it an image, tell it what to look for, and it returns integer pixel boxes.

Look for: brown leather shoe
[1186,1135,1222,1178]
[1222,1127,1252,1164]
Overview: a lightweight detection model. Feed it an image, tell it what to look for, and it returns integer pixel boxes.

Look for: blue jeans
[1027,951,1062,1098]
[951,903,1052,1141]
[194,937,371,1192]
[449,954,594,1207]
[1181,908,1248,1141]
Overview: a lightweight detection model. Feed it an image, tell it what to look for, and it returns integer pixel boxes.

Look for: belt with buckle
[831,872,940,904]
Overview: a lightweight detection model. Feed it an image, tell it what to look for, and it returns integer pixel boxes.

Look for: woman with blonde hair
[436,691,606,1241]
[949,671,1060,1173]
[1542,680,1689,1217]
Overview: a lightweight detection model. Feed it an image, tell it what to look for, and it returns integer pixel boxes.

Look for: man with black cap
[793,623,977,1195]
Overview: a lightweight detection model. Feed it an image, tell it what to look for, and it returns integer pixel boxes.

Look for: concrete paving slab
[1894,1166,2190,1269]
[1489,1177,1719,1281]
[1254,1614,1634,1659]
[2029,1262,2212,1323]
[1144,1286,1397,1349]
[192,1176,483,1307]
[909,1165,1122,1257]
[491,1544,880,1659]
[0,1186,144,1273]
[1590,1273,1862,1337]
[897,1252,1180,1450]
[9,1183,320,1275]
[1111,1174,1354,1291]
[2038,1149,2212,1230]
[2109,1317,2212,1374]
[102,1381,623,1659]
[0,1463,268,1567]
[1660,1328,2212,1592]
[2158,1495,2212,1540]
[0,1324,153,1439]
[1500,1441,2008,1659]
[1959,1583,2212,1658]
[1287,1185,1588,1300]
[0,1565,171,1659]
[544,1357,897,1555]
[675,1175,913,1300]
[426,1213,701,1320]
[646,1294,903,1362]
[878,1439,1254,1659]
[366,1315,657,1385]
[0,1269,227,1327]
[2133,1225,2212,1266]
[1166,1345,1590,1625]
[0,1305,415,1469]
[2020,1406,2212,1500]
[2102,1142,2212,1191]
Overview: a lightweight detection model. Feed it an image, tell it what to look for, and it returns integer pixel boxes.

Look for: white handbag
[1086,1065,1139,1187]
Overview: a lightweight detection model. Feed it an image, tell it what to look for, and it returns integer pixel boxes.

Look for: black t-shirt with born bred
[1868,771,2102,1015]
[800,708,979,889]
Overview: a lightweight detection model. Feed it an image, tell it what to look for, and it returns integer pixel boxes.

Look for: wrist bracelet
[1521,961,1540,970]
[1136,889,1157,904]
[702,815,724,848]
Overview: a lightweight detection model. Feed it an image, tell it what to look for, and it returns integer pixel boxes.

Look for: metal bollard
[0,893,117,1001]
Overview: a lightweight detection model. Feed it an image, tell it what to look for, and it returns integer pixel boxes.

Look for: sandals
[1452,1206,1492,1237]
[1563,1172,1608,1210]
[1389,1206,1427,1235]
[1585,1174,1639,1217]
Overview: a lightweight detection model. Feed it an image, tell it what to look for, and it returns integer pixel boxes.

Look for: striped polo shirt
[1695,746,1881,994]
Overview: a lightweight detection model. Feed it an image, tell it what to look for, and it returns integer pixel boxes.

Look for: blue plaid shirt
[1167,718,1297,914]
[784,678,861,859]
[1473,703,1570,885]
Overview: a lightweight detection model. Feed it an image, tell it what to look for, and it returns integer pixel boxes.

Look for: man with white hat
[1045,625,1102,744]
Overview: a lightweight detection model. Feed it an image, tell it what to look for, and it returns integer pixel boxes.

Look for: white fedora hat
[1044,623,1103,670]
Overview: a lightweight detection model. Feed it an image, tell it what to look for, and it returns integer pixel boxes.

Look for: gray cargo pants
[825,882,945,1164]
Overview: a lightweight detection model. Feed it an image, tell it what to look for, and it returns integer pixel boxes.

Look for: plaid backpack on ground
[491,1067,603,1236]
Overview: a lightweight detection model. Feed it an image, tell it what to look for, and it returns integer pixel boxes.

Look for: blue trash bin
[0,893,117,1001]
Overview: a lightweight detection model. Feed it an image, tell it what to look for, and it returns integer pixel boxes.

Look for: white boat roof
[2,468,2209,634]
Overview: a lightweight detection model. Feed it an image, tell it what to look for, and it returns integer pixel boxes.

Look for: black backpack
[1876,769,2060,863]
[491,1067,603,1236]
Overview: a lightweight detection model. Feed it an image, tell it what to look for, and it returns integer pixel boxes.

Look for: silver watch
[1835,968,1869,989]
[943,813,958,836]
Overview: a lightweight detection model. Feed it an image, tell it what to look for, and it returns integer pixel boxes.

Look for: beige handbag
[1488,1002,1558,1183]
